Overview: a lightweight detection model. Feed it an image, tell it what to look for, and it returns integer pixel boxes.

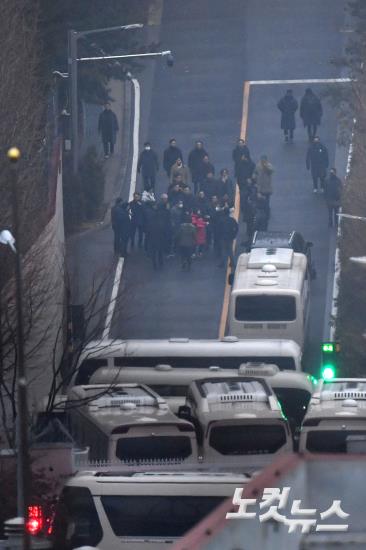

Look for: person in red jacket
[191,211,208,257]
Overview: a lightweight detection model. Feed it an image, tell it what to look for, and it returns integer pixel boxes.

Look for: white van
[66,384,197,464]
[228,247,310,348]
[73,337,303,387]
[299,378,366,453]
[51,470,250,549]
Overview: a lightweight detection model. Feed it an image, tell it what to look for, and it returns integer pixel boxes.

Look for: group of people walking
[277,87,342,223]
[109,86,342,268]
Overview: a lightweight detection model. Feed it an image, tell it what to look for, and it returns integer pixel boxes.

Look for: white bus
[179,377,293,469]
[299,378,366,453]
[51,470,251,550]
[66,383,198,464]
[89,363,315,430]
[228,247,310,348]
[72,337,303,387]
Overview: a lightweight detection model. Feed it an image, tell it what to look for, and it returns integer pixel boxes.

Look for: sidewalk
[67,78,133,310]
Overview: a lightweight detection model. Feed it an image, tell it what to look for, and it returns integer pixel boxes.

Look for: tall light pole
[7,147,30,550]
[67,23,143,174]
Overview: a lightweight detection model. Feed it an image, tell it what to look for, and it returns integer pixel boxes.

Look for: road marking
[218,81,250,338]
[102,257,124,340]
[240,81,251,139]
[250,78,352,85]
[102,77,141,338]
[129,78,141,202]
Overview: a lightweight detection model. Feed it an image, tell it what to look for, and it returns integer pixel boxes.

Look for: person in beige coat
[253,155,274,219]
[170,158,190,186]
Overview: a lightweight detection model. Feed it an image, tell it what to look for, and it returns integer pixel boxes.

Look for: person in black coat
[300,88,323,141]
[217,169,235,205]
[188,141,208,194]
[98,103,119,158]
[137,142,159,190]
[253,193,270,233]
[111,198,130,257]
[196,155,215,187]
[128,192,145,249]
[194,191,210,217]
[163,138,183,177]
[145,204,167,270]
[232,138,251,178]
[200,171,219,200]
[217,208,238,268]
[236,153,256,221]
[168,182,185,206]
[306,136,329,193]
[324,168,342,227]
[277,89,298,142]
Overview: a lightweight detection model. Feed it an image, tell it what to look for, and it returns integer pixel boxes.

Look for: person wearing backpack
[324,168,342,227]
[300,88,323,142]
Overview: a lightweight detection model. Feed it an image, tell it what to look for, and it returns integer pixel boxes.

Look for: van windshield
[101,495,224,537]
[235,295,296,322]
[116,435,192,461]
[306,430,366,453]
[209,424,287,455]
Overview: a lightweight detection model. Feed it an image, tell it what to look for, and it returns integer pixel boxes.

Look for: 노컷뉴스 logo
[226,487,349,533]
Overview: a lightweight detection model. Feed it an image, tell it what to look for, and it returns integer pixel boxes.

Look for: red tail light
[26,505,44,536]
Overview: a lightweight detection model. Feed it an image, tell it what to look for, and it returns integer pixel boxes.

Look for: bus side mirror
[306,241,313,248]
[228,273,234,286]
[178,405,192,421]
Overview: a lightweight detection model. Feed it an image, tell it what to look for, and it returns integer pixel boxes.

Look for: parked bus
[179,377,293,469]
[299,378,366,453]
[89,363,315,429]
[66,383,197,463]
[228,247,310,348]
[72,337,303,388]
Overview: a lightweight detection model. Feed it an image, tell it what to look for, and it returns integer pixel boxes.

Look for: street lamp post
[6,147,30,550]
[67,23,143,174]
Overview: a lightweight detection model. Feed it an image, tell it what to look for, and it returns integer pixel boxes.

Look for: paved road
[107,0,346,372]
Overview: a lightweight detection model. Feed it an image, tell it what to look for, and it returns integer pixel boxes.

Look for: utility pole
[68,30,79,175]
[7,147,30,550]
[67,24,144,175]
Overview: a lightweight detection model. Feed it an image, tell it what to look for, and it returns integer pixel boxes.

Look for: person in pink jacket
[191,211,208,257]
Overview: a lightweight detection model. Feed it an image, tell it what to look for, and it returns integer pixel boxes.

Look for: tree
[0,232,135,449]
[327,1,366,375]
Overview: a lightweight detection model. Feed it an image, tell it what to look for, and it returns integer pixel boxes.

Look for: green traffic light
[321,365,336,380]
[322,343,334,353]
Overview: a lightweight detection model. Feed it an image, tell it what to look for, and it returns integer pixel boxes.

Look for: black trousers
[327,204,339,227]
[130,223,144,248]
[306,124,318,140]
[284,128,294,139]
[311,168,326,190]
[143,173,156,190]
[180,246,193,270]
[151,248,164,270]
[113,230,128,257]
[103,139,114,155]
[218,239,235,268]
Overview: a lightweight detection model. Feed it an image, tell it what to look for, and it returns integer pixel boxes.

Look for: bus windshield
[235,295,296,322]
